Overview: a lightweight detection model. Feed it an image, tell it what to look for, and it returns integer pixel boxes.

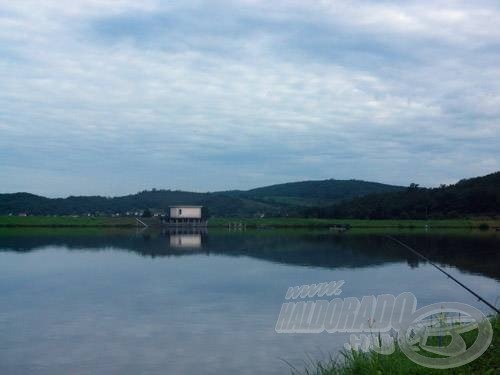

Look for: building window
[178,209,182,215]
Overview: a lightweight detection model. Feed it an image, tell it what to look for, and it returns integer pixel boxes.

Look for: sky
[0,0,499,197]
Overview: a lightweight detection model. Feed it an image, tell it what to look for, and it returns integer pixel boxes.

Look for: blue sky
[0,0,499,197]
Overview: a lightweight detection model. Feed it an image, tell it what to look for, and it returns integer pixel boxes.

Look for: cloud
[0,0,499,196]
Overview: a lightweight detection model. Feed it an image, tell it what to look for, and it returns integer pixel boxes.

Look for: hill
[0,178,403,217]
[1,173,497,218]
[0,190,280,217]
[220,179,403,207]
[304,172,500,219]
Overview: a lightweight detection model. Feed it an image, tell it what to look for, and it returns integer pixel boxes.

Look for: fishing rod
[385,235,500,315]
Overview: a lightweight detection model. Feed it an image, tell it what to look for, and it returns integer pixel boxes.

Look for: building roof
[169,205,203,208]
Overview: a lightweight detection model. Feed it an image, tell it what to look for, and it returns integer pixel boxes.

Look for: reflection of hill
[0,231,498,280]
[390,233,500,281]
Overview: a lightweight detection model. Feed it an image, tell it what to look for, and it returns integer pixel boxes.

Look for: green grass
[0,216,498,229]
[0,215,137,227]
[0,227,136,237]
[209,217,500,229]
[297,316,499,375]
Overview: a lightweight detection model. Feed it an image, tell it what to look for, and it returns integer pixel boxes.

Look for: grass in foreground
[296,316,499,375]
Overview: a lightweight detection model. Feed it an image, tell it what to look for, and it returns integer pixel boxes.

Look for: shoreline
[0,216,498,229]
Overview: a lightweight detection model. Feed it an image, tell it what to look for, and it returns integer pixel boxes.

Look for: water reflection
[159,227,206,248]
[170,234,202,248]
[0,229,498,375]
[0,229,498,280]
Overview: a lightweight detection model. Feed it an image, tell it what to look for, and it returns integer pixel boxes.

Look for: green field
[209,217,500,229]
[0,215,498,229]
[0,215,137,227]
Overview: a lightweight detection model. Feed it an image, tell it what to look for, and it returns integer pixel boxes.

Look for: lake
[0,229,499,374]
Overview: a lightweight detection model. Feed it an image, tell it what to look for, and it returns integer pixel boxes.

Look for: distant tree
[142,209,152,218]
[201,206,210,219]
[0,171,498,218]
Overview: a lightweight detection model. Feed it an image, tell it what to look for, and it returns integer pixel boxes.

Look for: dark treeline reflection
[0,229,498,280]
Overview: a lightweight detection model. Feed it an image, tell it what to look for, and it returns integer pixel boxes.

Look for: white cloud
[0,0,498,195]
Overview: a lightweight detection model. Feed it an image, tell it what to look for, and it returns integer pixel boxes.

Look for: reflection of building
[170,233,202,248]
[162,226,207,249]
[167,206,207,226]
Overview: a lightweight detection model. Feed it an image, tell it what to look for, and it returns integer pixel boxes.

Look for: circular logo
[397,302,493,369]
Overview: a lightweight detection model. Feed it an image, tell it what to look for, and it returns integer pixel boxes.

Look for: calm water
[0,229,499,374]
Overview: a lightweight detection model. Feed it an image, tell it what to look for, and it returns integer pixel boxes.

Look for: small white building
[169,206,202,219]
[168,206,206,226]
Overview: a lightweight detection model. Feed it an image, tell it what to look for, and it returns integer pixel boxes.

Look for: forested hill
[221,179,402,207]
[304,172,500,219]
[0,178,402,217]
[1,173,498,218]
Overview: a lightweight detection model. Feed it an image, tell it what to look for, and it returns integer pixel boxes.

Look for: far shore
[0,216,498,230]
